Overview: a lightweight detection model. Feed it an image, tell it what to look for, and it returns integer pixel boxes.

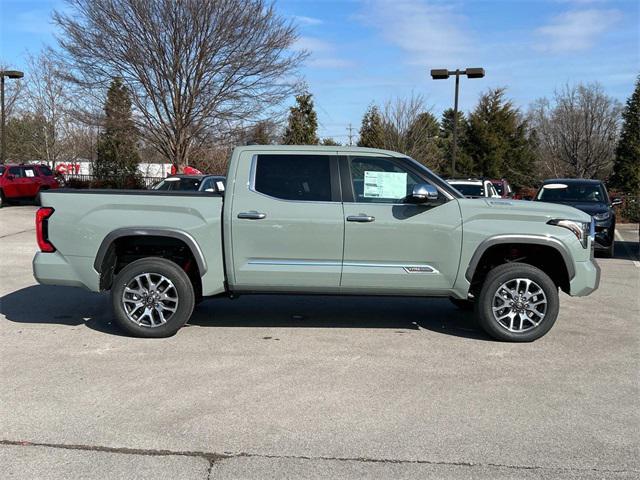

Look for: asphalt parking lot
[1,205,639,479]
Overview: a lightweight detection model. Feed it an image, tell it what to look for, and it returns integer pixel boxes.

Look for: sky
[1,0,638,141]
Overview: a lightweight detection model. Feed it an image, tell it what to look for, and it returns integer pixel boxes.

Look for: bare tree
[380,94,441,169]
[21,52,74,167]
[529,83,622,179]
[53,0,306,167]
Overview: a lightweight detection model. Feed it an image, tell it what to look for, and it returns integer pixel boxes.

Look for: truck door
[230,152,344,291]
[340,155,462,293]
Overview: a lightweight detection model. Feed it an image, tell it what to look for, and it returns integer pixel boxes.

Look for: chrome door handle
[346,214,375,223]
[237,211,266,220]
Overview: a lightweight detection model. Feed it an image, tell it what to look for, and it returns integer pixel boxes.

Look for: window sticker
[25,169,35,177]
[363,171,407,199]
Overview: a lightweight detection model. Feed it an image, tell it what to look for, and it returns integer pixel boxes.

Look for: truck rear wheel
[475,263,559,342]
[111,257,195,338]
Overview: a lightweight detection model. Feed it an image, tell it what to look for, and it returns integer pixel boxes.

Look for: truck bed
[35,189,227,296]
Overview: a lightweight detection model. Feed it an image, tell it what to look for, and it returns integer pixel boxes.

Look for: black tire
[475,263,559,342]
[449,297,474,310]
[601,240,615,258]
[111,257,195,338]
[0,189,4,208]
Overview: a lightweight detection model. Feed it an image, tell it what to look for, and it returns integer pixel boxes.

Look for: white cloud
[293,15,323,26]
[294,36,333,53]
[357,0,473,65]
[294,36,354,70]
[536,9,622,53]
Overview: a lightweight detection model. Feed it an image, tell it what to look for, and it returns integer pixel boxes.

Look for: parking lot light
[430,67,485,176]
[1,69,25,165]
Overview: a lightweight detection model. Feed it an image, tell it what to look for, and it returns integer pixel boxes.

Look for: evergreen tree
[94,77,140,187]
[357,104,384,148]
[406,112,442,170]
[439,108,472,176]
[246,121,275,145]
[320,137,341,146]
[465,88,535,187]
[282,92,319,145]
[610,76,640,195]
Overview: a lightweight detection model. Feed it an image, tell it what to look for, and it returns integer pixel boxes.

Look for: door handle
[346,214,375,223]
[238,211,266,220]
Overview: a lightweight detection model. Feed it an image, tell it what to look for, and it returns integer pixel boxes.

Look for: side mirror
[611,197,623,207]
[410,183,438,203]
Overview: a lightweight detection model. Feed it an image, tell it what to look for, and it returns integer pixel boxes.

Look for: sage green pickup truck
[33,146,600,341]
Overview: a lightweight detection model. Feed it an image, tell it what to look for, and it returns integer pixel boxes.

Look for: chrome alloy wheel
[491,278,547,333]
[121,273,179,328]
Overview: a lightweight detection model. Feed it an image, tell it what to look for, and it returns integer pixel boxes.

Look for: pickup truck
[33,146,600,341]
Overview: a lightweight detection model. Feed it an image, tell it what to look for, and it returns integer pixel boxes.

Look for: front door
[341,155,462,294]
[230,152,344,291]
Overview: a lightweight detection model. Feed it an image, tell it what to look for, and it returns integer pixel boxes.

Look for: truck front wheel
[475,263,559,342]
[111,257,195,338]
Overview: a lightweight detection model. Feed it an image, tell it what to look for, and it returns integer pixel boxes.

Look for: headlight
[547,219,591,248]
[593,211,610,221]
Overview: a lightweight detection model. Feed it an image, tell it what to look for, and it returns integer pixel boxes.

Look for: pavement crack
[0,228,35,239]
[2,439,638,475]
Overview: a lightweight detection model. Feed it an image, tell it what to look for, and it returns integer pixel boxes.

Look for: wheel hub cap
[492,278,547,333]
[121,273,179,328]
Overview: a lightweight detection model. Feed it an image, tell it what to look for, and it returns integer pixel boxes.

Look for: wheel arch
[466,235,575,295]
[94,228,208,291]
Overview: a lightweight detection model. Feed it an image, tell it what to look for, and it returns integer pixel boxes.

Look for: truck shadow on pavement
[0,285,490,340]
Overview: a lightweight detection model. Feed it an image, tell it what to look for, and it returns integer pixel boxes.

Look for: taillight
[36,207,55,252]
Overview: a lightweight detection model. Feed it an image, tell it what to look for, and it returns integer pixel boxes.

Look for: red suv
[0,164,60,208]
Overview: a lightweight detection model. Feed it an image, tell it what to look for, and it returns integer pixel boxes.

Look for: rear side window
[254,155,332,202]
[39,166,53,176]
[23,167,38,178]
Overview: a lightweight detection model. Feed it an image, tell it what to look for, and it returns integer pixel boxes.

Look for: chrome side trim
[465,234,575,281]
[247,259,439,273]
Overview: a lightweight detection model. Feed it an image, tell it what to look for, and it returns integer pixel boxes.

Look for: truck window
[253,154,332,202]
[39,165,54,176]
[349,157,421,203]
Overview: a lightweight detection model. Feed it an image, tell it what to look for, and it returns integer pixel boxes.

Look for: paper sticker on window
[25,169,35,177]
[363,171,407,199]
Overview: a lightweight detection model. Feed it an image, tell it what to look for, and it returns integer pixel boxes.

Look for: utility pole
[347,123,354,146]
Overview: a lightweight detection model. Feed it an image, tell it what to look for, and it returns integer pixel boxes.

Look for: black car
[534,178,622,257]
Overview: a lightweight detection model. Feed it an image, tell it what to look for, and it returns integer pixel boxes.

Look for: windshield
[537,183,607,203]
[153,177,202,191]
[451,183,484,197]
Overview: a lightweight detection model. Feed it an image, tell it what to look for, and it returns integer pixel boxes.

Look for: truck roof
[233,145,406,157]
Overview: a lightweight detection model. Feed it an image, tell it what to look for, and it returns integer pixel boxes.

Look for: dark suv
[534,178,621,257]
[0,164,60,208]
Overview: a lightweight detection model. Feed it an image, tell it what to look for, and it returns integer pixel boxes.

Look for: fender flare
[465,234,575,282]
[93,227,208,276]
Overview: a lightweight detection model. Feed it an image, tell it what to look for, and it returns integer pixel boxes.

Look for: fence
[62,174,165,189]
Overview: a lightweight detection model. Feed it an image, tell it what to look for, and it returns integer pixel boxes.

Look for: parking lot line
[614,229,640,267]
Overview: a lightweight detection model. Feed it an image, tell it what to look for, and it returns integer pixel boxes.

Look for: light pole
[430,68,484,177]
[1,70,24,164]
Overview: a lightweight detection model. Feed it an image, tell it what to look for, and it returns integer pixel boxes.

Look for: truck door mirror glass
[410,183,438,203]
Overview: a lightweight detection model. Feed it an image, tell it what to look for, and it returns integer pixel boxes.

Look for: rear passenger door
[230,152,344,291]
